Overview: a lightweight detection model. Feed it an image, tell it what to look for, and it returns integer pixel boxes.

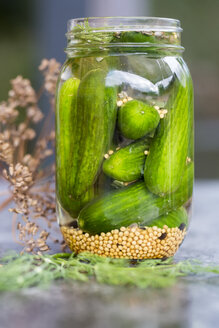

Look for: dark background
[0,0,218,179]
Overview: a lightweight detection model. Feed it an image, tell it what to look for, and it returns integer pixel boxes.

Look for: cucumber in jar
[111,31,180,46]
[103,137,151,182]
[144,76,193,196]
[118,100,160,140]
[72,68,117,198]
[56,77,96,217]
[56,69,118,215]
[78,162,193,234]
[146,206,188,229]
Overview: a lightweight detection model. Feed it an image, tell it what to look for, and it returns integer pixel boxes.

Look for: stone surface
[0,180,219,328]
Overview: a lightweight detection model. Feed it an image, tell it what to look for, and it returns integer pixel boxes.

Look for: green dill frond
[1,252,219,291]
[70,20,114,44]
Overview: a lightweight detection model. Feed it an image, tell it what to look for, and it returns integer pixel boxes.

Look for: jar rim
[67,16,182,33]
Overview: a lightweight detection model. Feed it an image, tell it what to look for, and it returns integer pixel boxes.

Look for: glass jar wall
[56,17,194,259]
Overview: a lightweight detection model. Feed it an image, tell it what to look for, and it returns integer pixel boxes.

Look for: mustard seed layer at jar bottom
[61,225,186,259]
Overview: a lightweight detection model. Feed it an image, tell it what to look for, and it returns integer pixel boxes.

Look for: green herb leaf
[0,252,219,291]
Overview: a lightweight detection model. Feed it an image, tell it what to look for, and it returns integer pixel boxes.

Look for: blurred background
[0,0,218,179]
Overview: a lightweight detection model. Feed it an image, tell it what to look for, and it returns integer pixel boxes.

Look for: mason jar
[56,17,194,259]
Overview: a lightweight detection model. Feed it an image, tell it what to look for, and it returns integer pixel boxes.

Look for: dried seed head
[0,102,18,124]
[39,58,61,96]
[9,75,38,107]
[0,58,59,254]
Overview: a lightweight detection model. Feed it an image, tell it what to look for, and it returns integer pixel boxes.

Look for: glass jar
[56,17,194,259]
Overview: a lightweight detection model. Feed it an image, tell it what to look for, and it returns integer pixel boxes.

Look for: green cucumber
[78,162,193,234]
[111,32,180,56]
[144,76,193,196]
[112,31,179,46]
[65,187,94,218]
[56,77,94,217]
[103,86,118,150]
[72,68,117,198]
[103,138,150,182]
[68,56,110,80]
[113,31,157,44]
[187,74,194,160]
[146,207,188,229]
[118,100,160,140]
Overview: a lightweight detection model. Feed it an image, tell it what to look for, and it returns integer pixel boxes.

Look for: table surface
[0,180,219,328]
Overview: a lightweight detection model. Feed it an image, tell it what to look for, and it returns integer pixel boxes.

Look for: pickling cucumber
[110,32,180,56]
[103,138,150,182]
[78,162,193,234]
[113,31,157,44]
[68,56,119,80]
[64,187,94,218]
[112,31,179,46]
[146,207,188,229]
[56,77,93,217]
[144,76,193,196]
[118,100,160,140]
[72,68,117,198]
[187,75,194,159]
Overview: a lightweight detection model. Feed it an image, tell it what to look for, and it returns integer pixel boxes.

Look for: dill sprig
[1,252,219,291]
[70,19,114,44]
